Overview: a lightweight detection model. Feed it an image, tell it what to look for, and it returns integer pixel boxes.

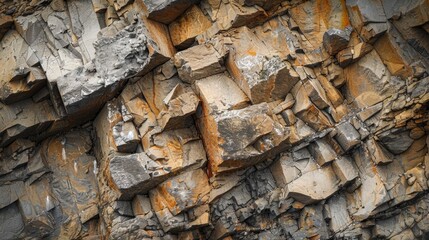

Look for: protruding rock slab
[287,166,339,204]
[109,152,160,200]
[335,122,360,151]
[0,99,59,147]
[0,31,46,104]
[169,5,212,49]
[174,44,226,84]
[346,0,388,42]
[323,28,351,55]
[224,27,300,104]
[195,73,250,114]
[142,0,198,24]
[197,102,288,174]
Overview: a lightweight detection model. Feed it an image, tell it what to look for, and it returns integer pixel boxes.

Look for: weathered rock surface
[1,0,429,239]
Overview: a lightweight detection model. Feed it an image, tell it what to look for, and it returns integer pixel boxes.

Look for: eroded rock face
[1,0,429,239]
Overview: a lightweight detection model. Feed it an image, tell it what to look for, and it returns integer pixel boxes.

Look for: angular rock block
[56,65,107,116]
[346,0,388,42]
[336,42,373,67]
[271,150,318,187]
[137,61,182,115]
[109,152,163,200]
[174,44,226,84]
[169,5,212,49]
[197,102,288,174]
[287,166,339,204]
[142,0,198,24]
[332,156,358,185]
[211,0,266,30]
[365,138,393,165]
[308,139,338,166]
[150,168,210,216]
[94,20,156,83]
[132,195,152,216]
[323,28,351,55]
[109,126,207,200]
[373,24,429,79]
[344,50,396,108]
[291,82,332,131]
[112,121,140,153]
[195,73,250,114]
[157,84,200,130]
[335,121,360,151]
[225,27,300,103]
[289,0,350,49]
[0,99,58,147]
[0,31,46,104]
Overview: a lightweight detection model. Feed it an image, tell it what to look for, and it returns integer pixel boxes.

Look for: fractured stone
[174,44,226,84]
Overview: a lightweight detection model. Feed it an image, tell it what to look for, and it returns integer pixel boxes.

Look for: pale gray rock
[332,156,358,185]
[0,202,25,239]
[308,139,337,166]
[335,121,361,151]
[0,181,25,209]
[287,166,339,204]
[67,0,101,63]
[378,129,414,154]
[109,152,164,200]
[112,121,139,153]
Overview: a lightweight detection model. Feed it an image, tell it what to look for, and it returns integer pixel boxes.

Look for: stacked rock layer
[0,0,429,239]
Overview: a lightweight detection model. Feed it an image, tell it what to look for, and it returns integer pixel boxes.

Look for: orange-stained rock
[222,27,300,103]
[157,84,200,130]
[344,50,396,108]
[169,5,212,49]
[150,168,210,216]
[289,0,350,50]
[197,102,289,175]
[174,44,226,84]
[0,30,46,104]
[291,81,332,131]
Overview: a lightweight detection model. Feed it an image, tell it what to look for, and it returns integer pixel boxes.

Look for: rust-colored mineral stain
[340,0,350,27]
[317,0,331,28]
[247,49,257,56]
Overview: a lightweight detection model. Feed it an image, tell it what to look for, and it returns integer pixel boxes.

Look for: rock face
[0,0,429,239]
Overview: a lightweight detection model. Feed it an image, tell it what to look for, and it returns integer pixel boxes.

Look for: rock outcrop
[0,0,429,239]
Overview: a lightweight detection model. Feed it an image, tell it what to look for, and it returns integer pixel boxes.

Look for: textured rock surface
[0,0,429,239]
